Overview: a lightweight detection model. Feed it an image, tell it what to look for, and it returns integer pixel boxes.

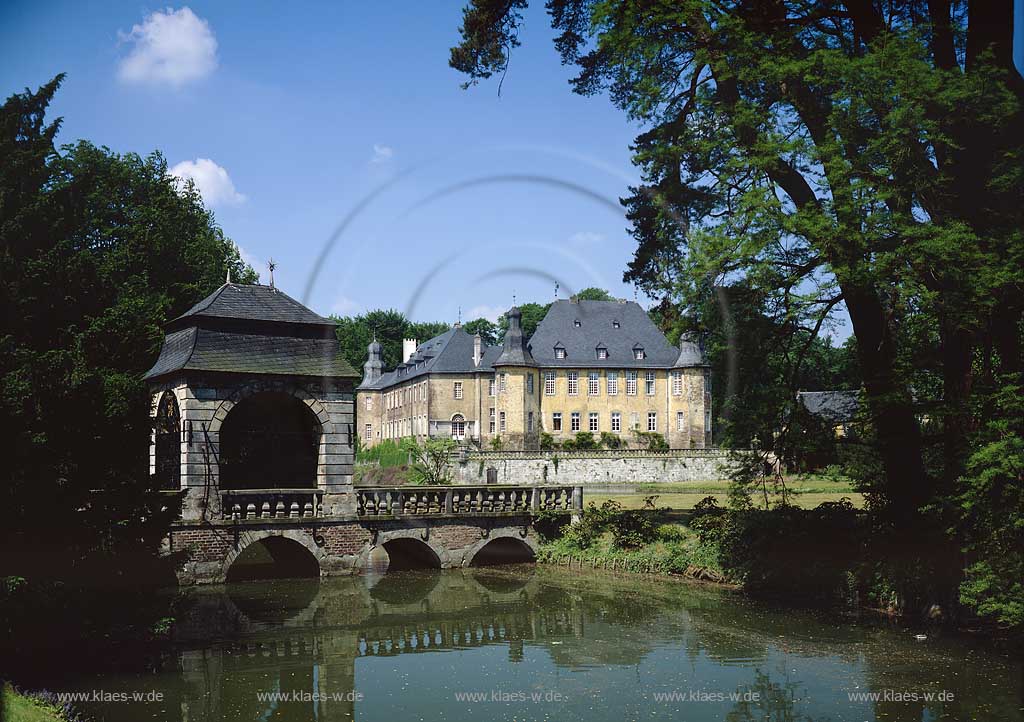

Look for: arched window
[220,392,321,490]
[154,391,181,490]
[451,414,466,440]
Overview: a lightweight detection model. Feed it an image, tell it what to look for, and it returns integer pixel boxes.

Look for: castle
[357,298,711,450]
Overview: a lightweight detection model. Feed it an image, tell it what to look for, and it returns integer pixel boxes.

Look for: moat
[46,566,1024,721]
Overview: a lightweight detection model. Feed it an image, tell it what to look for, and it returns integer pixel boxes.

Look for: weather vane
[267,258,276,288]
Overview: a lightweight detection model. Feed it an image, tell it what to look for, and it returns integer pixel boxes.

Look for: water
[50,566,1023,721]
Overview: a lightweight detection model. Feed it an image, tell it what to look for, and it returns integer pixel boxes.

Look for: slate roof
[493,306,537,367]
[359,327,499,390]
[797,390,860,424]
[144,283,358,381]
[170,282,333,328]
[528,300,682,368]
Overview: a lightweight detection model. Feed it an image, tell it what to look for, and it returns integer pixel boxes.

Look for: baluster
[304,501,314,517]
[475,489,483,513]
[232,503,241,520]
[261,501,271,518]
[246,502,256,519]
[275,500,286,518]
[290,501,300,518]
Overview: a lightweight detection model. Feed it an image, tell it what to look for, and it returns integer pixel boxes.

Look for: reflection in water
[60,566,1023,722]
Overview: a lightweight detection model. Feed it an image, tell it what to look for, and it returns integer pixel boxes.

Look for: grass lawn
[2,685,65,722]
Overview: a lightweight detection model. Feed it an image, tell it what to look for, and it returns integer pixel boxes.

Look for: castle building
[356,299,711,450]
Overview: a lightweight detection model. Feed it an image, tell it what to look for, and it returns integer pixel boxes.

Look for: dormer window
[555,346,567,359]
[574,319,582,327]
[596,346,608,360]
[612,320,620,329]
[634,347,646,360]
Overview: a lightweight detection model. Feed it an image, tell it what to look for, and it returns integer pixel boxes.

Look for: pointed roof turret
[494,305,537,367]
[674,333,708,367]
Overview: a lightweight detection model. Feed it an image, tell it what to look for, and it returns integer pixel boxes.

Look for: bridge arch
[362,528,452,571]
[223,530,324,582]
[207,381,332,488]
[464,532,538,567]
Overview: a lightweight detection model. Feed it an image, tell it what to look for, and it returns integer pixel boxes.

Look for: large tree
[450,1,1023,524]
[1,76,256,580]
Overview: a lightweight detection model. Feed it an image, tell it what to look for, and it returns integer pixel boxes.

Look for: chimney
[473,333,483,367]
[402,338,417,364]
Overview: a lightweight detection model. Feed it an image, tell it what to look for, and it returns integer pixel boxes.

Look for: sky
[1,1,850,340]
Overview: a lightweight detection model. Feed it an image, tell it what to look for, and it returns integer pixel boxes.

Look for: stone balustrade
[221,488,324,520]
[356,484,582,518]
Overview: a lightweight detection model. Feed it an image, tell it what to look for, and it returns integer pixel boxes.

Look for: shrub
[489,435,503,451]
[539,432,556,450]
[599,431,623,449]
[562,500,620,548]
[531,508,570,542]
[632,430,668,451]
[573,431,598,449]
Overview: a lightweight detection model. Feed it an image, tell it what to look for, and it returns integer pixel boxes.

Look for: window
[552,412,562,431]
[634,347,646,360]
[500,411,507,432]
[677,411,685,432]
[454,382,463,399]
[365,396,373,410]
[607,371,618,395]
[528,411,534,432]
[596,347,608,359]
[648,412,658,432]
[574,319,581,327]
[626,371,638,395]
[589,412,599,432]
[451,414,466,440]
[611,412,621,432]
[672,370,682,396]
[555,346,567,359]
[612,320,620,329]
[645,371,656,395]
[571,412,581,432]
[527,373,534,394]
[544,371,555,395]
[489,407,496,433]
[588,372,600,396]
[567,371,579,395]
[500,373,507,393]
[489,377,496,396]
[630,412,640,430]
[364,424,372,440]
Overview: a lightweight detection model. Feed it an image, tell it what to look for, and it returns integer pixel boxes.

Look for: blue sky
[0,1,651,323]
[1,1,850,340]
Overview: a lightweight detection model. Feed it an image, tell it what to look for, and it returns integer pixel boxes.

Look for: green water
[56,566,1022,721]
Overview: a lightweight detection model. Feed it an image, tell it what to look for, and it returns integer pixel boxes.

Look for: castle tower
[669,333,711,448]
[493,306,540,450]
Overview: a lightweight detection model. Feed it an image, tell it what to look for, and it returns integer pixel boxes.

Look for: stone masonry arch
[461,529,539,567]
[220,528,326,582]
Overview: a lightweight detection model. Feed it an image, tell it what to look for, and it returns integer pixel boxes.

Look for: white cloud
[371,144,394,164]
[169,158,246,207]
[466,305,507,323]
[331,295,361,316]
[118,7,218,87]
[569,231,605,246]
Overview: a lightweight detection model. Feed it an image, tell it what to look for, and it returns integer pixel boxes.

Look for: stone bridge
[165,483,582,584]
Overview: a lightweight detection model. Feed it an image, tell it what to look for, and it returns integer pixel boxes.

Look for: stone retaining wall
[455,451,745,486]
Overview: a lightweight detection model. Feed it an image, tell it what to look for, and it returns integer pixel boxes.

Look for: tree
[0,76,257,581]
[450,1,1023,525]
[462,317,499,346]
[333,310,452,375]
[409,438,457,485]
[497,301,550,341]
[575,287,616,301]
